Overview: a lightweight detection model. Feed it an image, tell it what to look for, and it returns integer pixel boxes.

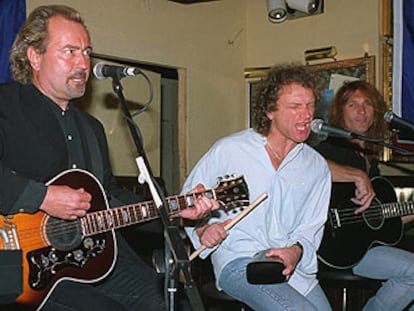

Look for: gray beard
[65,84,86,99]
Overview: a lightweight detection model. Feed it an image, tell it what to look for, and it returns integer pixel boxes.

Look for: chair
[318,268,381,311]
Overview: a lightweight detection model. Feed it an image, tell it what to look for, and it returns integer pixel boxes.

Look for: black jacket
[0,82,133,215]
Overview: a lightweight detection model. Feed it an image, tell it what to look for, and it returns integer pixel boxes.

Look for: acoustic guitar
[0,169,249,310]
[318,176,414,269]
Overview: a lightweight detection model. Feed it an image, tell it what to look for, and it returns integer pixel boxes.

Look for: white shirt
[183,129,331,295]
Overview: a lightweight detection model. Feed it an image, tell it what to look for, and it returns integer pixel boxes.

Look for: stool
[318,269,381,311]
[202,281,251,311]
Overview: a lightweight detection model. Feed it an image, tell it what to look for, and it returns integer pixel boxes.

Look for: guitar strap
[76,111,104,184]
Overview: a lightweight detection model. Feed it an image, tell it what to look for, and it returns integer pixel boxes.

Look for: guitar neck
[81,190,214,235]
[382,201,414,219]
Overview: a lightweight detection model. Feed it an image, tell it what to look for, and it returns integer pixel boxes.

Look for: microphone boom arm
[311,118,414,156]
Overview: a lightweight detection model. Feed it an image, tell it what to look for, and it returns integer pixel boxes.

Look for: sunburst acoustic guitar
[0,169,249,310]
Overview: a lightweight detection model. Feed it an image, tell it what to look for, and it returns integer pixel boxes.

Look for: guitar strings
[13,191,217,245]
[331,201,413,226]
[16,183,248,241]
[15,201,165,244]
[9,171,248,248]
[334,209,384,225]
[13,177,248,246]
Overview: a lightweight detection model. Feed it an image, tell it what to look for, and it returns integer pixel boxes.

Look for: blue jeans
[353,245,414,311]
[218,257,332,311]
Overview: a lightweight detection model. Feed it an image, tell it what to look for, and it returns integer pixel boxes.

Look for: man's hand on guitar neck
[179,184,220,220]
[40,185,92,220]
[326,160,376,213]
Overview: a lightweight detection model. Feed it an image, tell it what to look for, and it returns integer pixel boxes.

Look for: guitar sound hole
[362,203,385,230]
[46,217,83,251]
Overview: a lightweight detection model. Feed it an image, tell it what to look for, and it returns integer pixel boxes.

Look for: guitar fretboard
[81,190,214,236]
[382,201,414,218]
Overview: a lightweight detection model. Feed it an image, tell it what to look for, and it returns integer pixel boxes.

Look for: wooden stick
[189,192,268,261]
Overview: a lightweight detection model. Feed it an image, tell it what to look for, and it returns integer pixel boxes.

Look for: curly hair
[9,5,89,84]
[252,63,323,136]
[328,80,388,139]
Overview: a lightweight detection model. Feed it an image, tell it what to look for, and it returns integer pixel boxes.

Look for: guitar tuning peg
[217,176,223,181]
[224,174,230,179]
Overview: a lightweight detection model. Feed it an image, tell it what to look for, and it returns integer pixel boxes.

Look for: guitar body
[318,176,403,269]
[4,170,116,309]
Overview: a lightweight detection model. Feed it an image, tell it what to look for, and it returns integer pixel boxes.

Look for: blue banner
[0,0,26,83]
[393,0,414,123]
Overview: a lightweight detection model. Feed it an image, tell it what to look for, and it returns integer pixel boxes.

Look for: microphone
[93,62,141,80]
[310,119,355,138]
[384,111,414,133]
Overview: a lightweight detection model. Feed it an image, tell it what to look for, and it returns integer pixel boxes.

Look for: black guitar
[318,176,414,269]
[0,169,249,310]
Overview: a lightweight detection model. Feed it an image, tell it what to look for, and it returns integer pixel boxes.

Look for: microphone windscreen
[93,62,108,80]
[310,119,324,134]
[384,111,394,122]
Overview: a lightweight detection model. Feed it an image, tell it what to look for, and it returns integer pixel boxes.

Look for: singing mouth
[296,122,310,131]
[69,72,87,84]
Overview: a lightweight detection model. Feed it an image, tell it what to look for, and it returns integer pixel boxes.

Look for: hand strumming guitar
[40,185,92,220]
[326,160,375,213]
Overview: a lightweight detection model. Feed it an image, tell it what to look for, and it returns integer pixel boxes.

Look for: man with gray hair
[0,5,215,310]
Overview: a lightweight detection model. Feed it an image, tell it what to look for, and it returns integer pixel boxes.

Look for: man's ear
[26,46,41,71]
[265,111,273,120]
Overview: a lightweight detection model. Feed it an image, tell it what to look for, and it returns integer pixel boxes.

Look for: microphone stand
[109,76,205,311]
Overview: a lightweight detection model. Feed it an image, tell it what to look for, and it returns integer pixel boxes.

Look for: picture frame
[306,54,375,90]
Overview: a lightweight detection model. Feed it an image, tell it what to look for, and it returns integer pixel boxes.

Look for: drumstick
[189,192,268,261]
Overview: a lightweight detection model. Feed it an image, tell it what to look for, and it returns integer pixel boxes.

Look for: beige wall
[27,0,247,176]
[27,0,383,176]
[246,1,380,68]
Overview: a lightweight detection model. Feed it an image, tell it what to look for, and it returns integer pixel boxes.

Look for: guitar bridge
[0,216,21,250]
[328,208,341,229]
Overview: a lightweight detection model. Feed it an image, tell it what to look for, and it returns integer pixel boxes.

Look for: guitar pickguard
[27,235,107,291]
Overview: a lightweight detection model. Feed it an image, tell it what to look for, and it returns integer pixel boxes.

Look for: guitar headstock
[214,175,249,211]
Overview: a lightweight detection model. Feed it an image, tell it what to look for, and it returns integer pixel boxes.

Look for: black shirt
[47,100,86,170]
[314,136,380,178]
